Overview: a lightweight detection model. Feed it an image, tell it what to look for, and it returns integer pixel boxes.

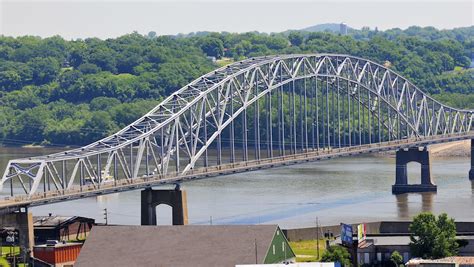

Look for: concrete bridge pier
[392,147,437,194]
[0,207,34,259]
[141,186,188,225]
[469,139,474,180]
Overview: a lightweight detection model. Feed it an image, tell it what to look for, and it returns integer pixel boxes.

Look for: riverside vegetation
[0,26,472,146]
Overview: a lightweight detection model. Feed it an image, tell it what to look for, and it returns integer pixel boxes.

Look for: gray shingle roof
[75,225,280,267]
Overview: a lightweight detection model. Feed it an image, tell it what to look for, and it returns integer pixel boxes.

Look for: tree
[82,111,118,142]
[77,63,101,74]
[0,70,22,91]
[28,57,60,85]
[200,37,224,58]
[288,32,304,46]
[321,245,351,266]
[390,251,403,267]
[409,212,458,259]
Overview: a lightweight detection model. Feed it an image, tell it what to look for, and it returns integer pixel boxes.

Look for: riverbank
[375,139,471,158]
[429,139,471,158]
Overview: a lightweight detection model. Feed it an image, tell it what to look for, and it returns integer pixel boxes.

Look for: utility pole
[103,208,108,225]
[254,238,258,264]
[316,217,320,260]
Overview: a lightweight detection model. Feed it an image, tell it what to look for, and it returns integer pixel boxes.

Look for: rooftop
[33,215,94,228]
[75,225,286,267]
[34,242,82,249]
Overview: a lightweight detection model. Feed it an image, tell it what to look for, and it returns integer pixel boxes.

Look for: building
[75,225,295,267]
[357,235,411,265]
[33,215,95,244]
[284,221,474,241]
[406,256,474,266]
[356,235,474,266]
[237,263,340,267]
[33,241,82,267]
[340,23,348,35]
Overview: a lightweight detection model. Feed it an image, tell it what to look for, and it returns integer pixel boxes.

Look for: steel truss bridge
[1,54,473,208]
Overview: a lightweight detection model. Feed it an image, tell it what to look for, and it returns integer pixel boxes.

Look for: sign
[340,223,353,246]
[6,234,15,244]
[1,229,19,245]
[357,223,366,241]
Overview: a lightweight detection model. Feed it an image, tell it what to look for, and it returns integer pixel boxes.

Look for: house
[33,215,95,244]
[75,225,295,267]
[33,241,82,267]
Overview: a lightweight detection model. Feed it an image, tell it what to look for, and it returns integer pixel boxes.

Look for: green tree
[200,37,224,58]
[0,70,22,91]
[87,46,117,73]
[77,63,101,74]
[28,57,60,85]
[288,32,304,46]
[390,251,403,267]
[10,106,51,143]
[321,245,351,266]
[82,111,118,142]
[409,212,458,259]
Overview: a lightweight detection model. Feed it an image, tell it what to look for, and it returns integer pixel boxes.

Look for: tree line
[0,26,472,146]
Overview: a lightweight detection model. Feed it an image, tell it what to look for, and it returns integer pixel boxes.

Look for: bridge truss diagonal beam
[1,54,473,198]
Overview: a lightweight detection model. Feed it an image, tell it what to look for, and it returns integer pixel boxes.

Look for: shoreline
[373,139,471,159]
[1,140,470,158]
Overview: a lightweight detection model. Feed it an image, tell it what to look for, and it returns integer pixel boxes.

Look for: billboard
[340,223,353,246]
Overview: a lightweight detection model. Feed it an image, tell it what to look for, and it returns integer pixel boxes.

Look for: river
[1,147,473,228]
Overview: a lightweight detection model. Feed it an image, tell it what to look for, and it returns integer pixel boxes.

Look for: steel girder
[1,54,473,197]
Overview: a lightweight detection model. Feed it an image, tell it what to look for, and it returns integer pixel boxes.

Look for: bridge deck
[0,133,472,211]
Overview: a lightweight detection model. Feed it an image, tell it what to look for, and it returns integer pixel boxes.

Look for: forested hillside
[0,26,472,146]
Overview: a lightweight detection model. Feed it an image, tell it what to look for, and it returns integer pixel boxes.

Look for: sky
[1,0,473,39]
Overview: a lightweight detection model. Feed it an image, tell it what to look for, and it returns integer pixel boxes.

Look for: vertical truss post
[230,88,235,163]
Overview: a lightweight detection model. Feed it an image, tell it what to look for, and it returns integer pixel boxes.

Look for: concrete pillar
[141,187,188,225]
[469,139,474,180]
[392,147,437,194]
[0,207,34,259]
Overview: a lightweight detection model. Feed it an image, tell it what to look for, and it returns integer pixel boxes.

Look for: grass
[289,239,326,262]
[1,246,20,257]
[215,57,234,67]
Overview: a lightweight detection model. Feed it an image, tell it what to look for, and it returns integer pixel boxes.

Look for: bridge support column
[392,147,437,194]
[141,186,188,225]
[469,139,474,180]
[0,207,34,259]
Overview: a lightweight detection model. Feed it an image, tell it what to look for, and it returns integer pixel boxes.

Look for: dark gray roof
[75,225,280,267]
[33,215,95,229]
[33,216,75,228]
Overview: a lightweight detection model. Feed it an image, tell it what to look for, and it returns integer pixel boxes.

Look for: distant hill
[300,23,353,33]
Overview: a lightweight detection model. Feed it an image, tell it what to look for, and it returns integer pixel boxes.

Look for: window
[277,230,279,236]
[403,252,409,262]
[377,252,382,262]
[273,245,275,255]
[282,242,285,251]
[364,253,370,264]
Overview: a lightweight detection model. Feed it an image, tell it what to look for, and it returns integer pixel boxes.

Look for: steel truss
[1,54,473,197]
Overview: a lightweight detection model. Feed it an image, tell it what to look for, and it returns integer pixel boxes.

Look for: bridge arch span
[1,54,473,197]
